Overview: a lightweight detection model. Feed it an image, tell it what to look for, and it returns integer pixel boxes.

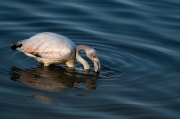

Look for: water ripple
[0,0,180,119]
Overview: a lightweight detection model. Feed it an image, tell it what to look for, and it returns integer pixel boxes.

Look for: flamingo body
[11,32,76,67]
[11,32,101,72]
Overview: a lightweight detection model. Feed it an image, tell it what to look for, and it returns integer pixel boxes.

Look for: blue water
[1,0,180,119]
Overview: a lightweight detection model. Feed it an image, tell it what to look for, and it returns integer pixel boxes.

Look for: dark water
[1,0,180,119]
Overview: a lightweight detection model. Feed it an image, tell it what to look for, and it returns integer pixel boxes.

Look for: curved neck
[76,45,90,70]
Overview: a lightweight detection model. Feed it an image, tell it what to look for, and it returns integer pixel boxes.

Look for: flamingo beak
[93,58,100,72]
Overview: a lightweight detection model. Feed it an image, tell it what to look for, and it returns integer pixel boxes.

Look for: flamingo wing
[11,32,76,60]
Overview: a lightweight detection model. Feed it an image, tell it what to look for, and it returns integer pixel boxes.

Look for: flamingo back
[11,32,76,62]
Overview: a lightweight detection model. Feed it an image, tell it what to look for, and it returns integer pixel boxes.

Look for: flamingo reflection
[10,65,99,105]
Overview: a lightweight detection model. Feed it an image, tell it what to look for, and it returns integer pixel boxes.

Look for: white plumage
[11,32,100,72]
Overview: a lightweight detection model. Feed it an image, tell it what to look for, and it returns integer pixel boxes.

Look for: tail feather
[11,41,23,50]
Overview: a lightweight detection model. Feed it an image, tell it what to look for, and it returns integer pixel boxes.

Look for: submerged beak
[93,58,101,72]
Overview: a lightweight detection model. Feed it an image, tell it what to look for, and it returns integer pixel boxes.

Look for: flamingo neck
[76,45,90,70]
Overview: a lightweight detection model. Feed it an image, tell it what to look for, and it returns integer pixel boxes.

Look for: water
[1,0,180,118]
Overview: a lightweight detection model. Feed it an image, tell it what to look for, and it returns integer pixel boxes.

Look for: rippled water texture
[1,0,180,119]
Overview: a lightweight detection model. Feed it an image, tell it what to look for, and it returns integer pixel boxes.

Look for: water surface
[0,0,180,119]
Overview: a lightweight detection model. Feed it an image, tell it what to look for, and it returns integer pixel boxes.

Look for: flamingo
[11,32,100,72]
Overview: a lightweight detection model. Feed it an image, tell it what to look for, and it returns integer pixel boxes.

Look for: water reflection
[28,93,58,105]
[10,65,99,92]
[10,65,99,105]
